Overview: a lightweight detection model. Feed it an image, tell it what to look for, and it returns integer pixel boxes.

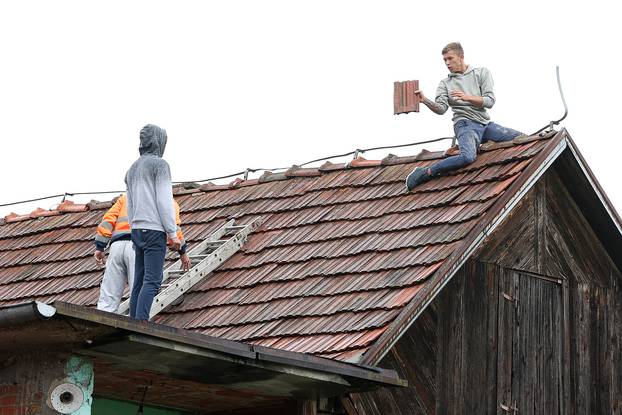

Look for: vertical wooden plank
[297,399,317,415]
[534,180,547,273]
[614,285,622,414]
[484,262,500,414]
[435,279,450,415]
[496,266,514,414]
[449,265,465,413]
[510,271,521,414]
[435,265,466,414]
[561,279,571,415]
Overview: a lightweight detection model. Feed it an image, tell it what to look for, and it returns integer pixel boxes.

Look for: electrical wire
[0,194,67,209]
[1,135,454,210]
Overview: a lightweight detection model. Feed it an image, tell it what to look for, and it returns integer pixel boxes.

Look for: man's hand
[414,89,426,101]
[450,90,469,100]
[94,250,105,266]
[167,236,181,252]
[450,90,483,107]
[180,253,191,272]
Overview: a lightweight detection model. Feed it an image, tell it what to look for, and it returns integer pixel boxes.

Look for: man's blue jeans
[130,229,167,320]
[429,120,523,176]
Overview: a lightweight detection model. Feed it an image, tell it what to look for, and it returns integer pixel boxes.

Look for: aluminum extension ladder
[117,218,260,319]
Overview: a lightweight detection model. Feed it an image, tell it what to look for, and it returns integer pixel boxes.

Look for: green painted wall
[92,397,189,415]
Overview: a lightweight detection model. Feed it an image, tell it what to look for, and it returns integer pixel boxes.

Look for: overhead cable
[2,135,454,209]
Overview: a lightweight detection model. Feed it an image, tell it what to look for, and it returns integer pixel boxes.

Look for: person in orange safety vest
[93,194,190,313]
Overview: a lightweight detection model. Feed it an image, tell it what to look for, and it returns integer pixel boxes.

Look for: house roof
[0,130,586,363]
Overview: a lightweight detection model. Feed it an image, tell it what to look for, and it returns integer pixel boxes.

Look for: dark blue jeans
[130,229,167,320]
[429,120,522,176]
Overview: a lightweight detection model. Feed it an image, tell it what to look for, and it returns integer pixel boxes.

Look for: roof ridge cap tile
[381,153,419,166]
[285,165,322,177]
[56,200,89,213]
[4,212,32,223]
[416,149,446,161]
[86,200,115,210]
[348,157,382,168]
[259,171,288,183]
[200,182,229,192]
[30,208,62,219]
[173,187,202,195]
[229,178,260,189]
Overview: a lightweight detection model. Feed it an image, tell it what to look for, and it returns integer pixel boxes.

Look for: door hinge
[500,402,519,413]
[502,292,516,302]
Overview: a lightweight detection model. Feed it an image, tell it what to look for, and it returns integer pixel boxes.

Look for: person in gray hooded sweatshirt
[125,124,181,320]
[406,42,524,190]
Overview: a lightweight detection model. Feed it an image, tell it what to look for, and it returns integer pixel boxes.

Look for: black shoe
[405,167,432,191]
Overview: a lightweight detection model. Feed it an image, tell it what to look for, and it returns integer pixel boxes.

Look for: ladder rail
[149,218,260,318]
[117,219,239,316]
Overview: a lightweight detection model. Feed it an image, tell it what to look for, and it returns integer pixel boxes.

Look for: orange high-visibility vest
[95,194,185,250]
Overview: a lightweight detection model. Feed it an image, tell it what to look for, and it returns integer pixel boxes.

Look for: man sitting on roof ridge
[406,42,524,190]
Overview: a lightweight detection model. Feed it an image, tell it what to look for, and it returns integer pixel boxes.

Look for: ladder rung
[167,270,186,275]
[190,254,209,260]
[205,240,227,246]
[226,225,246,230]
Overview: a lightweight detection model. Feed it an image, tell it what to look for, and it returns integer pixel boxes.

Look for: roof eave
[563,130,622,238]
[0,301,406,390]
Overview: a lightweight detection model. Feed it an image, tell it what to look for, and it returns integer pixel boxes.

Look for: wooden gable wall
[349,160,622,414]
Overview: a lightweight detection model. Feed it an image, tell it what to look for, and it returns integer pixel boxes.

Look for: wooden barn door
[497,270,564,415]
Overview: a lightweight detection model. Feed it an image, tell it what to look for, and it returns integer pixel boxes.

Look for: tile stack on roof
[0,133,555,361]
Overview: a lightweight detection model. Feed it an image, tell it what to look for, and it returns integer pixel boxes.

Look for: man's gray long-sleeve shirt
[125,124,177,239]
[435,66,495,125]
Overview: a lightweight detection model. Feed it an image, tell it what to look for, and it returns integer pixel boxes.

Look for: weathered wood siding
[351,166,622,414]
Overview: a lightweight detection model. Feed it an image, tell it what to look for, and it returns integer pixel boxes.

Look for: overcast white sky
[1,1,620,218]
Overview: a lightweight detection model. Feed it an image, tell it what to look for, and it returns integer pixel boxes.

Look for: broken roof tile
[258,171,288,183]
[319,161,347,172]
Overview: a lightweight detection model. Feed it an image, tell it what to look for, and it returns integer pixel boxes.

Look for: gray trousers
[97,240,135,313]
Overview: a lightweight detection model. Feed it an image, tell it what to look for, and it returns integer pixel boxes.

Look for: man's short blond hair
[442,42,464,57]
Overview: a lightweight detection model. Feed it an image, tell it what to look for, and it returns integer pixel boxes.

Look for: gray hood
[139,124,167,157]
